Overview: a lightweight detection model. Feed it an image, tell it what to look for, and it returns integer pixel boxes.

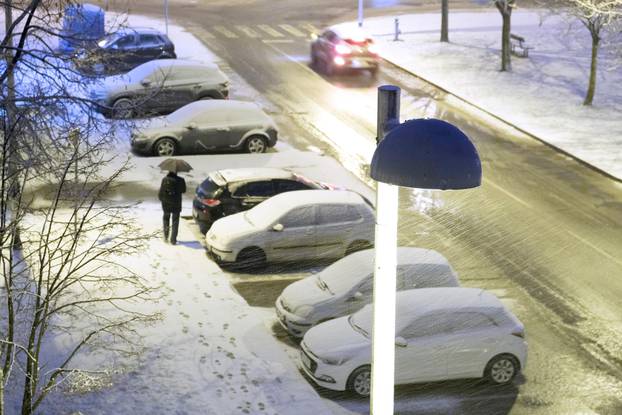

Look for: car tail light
[335,43,352,55]
[333,56,346,66]
[511,329,525,339]
[200,198,221,207]
[367,43,379,55]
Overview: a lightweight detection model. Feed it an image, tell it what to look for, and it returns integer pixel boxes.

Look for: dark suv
[192,168,336,234]
[75,27,176,75]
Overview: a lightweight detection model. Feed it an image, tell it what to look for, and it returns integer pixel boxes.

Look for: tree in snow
[494,0,516,71]
[441,0,449,42]
[1,2,159,414]
[541,0,622,105]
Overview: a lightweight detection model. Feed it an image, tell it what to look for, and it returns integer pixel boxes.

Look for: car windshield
[319,257,371,295]
[97,32,124,48]
[243,202,278,228]
[166,103,202,124]
[126,61,158,82]
[348,311,371,338]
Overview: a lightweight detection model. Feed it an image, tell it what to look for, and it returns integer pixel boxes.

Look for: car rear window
[196,178,222,198]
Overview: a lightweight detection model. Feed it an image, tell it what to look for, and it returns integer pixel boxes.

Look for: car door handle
[216,127,230,132]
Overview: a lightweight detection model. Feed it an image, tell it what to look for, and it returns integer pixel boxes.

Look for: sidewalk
[352,10,622,181]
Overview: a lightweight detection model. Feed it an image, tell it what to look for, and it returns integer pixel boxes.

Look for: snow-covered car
[205,190,375,269]
[276,247,460,337]
[310,24,379,76]
[193,168,338,234]
[300,287,527,397]
[89,59,229,118]
[130,100,277,156]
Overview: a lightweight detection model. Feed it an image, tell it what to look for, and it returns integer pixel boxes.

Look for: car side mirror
[140,79,151,87]
[186,122,198,130]
[395,337,407,348]
[272,223,284,232]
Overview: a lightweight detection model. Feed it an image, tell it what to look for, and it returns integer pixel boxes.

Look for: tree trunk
[441,0,449,42]
[584,31,599,106]
[501,10,512,71]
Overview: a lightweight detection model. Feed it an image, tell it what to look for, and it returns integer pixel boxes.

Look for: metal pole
[371,85,400,415]
[164,0,169,36]
[358,0,363,27]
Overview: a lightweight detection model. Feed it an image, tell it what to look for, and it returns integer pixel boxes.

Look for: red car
[310,25,380,76]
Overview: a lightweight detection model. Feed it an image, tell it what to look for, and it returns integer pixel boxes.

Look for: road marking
[258,24,284,37]
[301,23,320,34]
[262,39,294,44]
[566,229,622,267]
[213,25,238,38]
[483,178,532,208]
[235,25,260,38]
[279,24,306,37]
[200,30,215,39]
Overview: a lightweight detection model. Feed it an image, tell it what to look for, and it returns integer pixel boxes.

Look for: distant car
[89,59,229,118]
[75,27,176,75]
[275,247,460,337]
[192,168,337,234]
[300,288,527,397]
[310,25,379,76]
[130,100,277,156]
[205,190,375,269]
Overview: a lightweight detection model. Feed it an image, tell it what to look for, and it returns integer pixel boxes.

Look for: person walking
[158,170,186,245]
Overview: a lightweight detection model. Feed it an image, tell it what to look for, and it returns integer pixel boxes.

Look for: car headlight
[293,305,314,318]
[319,355,349,366]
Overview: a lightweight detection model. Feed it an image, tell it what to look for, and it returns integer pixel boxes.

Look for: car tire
[345,240,372,256]
[310,50,318,69]
[485,354,519,385]
[153,137,177,157]
[112,98,134,119]
[235,247,266,270]
[198,221,212,235]
[324,58,334,76]
[244,135,267,154]
[347,365,371,398]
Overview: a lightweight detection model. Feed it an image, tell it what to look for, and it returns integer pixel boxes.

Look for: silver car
[130,100,278,156]
[205,190,375,269]
[89,59,229,118]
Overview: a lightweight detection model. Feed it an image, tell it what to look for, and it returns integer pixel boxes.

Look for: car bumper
[205,243,236,263]
[342,56,379,70]
[275,299,314,338]
[192,203,214,224]
[130,136,152,154]
[299,342,349,391]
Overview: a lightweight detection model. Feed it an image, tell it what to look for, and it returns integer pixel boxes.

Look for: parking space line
[214,25,238,38]
[258,24,285,37]
[279,24,306,37]
[300,23,320,34]
[566,229,622,267]
[235,25,260,38]
[483,178,532,208]
[262,39,295,44]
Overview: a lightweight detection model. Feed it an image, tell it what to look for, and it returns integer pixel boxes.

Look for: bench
[510,34,533,58]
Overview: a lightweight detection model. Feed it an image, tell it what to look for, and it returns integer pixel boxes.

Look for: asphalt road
[110,0,622,413]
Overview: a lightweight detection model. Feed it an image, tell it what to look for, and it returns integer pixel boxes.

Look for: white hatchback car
[300,287,527,397]
[276,247,459,337]
[205,190,375,268]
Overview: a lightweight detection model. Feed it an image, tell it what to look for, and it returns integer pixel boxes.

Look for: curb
[380,57,622,184]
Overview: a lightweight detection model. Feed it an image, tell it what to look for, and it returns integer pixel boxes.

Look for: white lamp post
[370,85,483,414]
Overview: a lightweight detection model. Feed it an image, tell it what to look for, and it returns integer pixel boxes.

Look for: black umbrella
[158,158,193,173]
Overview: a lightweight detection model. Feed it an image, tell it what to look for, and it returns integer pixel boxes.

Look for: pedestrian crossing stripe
[257,24,284,37]
[213,25,238,38]
[235,25,260,38]
[301,23,320,35]
[278,24,305,37]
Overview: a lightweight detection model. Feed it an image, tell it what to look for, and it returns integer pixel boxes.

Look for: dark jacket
[159,172,186,213]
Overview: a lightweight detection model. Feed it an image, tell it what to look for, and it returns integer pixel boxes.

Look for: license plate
[301,351,312,370]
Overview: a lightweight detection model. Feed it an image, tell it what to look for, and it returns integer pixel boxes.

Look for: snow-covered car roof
[210,168,296,185]
[327,24,372,42]
[340,247,454,268]
[166,99,268,124]
[140,58,219,72]
[262,189,365,210]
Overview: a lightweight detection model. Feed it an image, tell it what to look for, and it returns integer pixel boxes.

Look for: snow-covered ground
[348,9,622,180]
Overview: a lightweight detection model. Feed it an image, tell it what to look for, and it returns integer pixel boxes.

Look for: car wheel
[112,98,134,119]
[153,138,177,157]
[235,247,266,270]
[347,366,371,398]
[244,135,267,154]
[199,95,213,100]
[198,221,212,235]
[345,240,372,256]
[485,354,519,385]
[324,58,334,76]
[310,50,318,69]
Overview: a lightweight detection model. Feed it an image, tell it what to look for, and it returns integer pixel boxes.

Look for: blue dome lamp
[369,87,482,414]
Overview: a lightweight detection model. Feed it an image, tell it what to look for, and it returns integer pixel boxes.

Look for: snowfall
[3,6,622,415]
